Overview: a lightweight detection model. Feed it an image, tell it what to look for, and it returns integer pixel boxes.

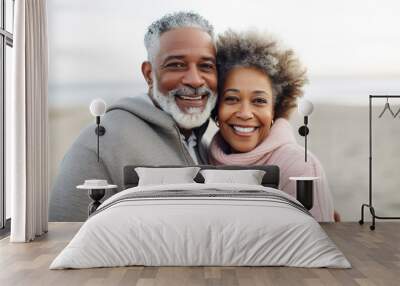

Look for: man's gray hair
[144,11,215,63]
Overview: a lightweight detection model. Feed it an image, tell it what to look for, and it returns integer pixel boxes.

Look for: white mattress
[50,183,350,269]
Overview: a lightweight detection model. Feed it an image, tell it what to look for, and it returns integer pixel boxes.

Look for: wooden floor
[0,222,399,286]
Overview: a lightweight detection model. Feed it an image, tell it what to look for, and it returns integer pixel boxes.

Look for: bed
[50,165,350,269]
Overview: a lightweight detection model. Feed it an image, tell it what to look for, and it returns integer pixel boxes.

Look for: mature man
[49,12,218,221]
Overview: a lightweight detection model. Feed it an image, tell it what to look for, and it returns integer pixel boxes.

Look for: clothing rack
[359,95,400,230]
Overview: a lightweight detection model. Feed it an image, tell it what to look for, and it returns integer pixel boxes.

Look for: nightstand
[77,181,117,216]
[289,177,318,210]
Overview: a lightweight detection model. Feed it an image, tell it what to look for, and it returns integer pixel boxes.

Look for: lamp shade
[298,99,314,116]
[89,99,107,117]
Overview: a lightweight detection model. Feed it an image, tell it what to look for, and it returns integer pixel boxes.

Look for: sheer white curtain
[8,0,49,242]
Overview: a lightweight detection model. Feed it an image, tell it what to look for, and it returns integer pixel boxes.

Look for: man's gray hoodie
[49,95,209,222]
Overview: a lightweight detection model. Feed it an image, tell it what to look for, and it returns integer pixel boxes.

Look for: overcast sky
[47,0,400,104]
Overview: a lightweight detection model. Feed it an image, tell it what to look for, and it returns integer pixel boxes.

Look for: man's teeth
[179,95,202,100]
[233,126,256,133]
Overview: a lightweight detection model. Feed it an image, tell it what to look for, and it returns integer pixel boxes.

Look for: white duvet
[50,183,350,269]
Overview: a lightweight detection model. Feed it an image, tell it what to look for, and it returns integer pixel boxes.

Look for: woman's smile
[229,124,259,137]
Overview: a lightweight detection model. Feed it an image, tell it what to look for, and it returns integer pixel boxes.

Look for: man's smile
[175,94,208,111]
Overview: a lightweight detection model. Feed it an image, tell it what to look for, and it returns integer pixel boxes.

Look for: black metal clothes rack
[359,95,400,230]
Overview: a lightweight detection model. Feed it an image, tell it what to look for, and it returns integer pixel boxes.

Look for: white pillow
[200,169,266,185]
[135,167,200,186]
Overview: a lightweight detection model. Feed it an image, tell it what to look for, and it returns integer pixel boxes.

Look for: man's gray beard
[151,81,217,130]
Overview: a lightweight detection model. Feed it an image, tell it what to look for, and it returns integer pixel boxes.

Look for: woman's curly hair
[214,29,308,119]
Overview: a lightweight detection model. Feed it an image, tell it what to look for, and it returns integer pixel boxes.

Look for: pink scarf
[208,118,335,222]
[209,118,297,165]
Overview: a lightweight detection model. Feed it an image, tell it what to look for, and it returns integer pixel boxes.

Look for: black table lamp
[89,99,107,162]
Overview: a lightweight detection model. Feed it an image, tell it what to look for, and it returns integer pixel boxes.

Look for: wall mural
[47,0,400,222]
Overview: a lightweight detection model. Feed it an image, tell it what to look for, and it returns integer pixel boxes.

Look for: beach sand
[49,103,400,221]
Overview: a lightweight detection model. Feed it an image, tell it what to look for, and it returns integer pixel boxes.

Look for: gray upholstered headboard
[123,165,280,189]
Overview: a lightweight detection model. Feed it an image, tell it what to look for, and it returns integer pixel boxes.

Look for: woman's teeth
[233,126,257,133]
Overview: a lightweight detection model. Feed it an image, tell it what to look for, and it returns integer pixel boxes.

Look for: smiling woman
[209,29,335,222]
[218,67,275,153]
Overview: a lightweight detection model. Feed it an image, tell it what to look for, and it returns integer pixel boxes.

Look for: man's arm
[49,141,111,222]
